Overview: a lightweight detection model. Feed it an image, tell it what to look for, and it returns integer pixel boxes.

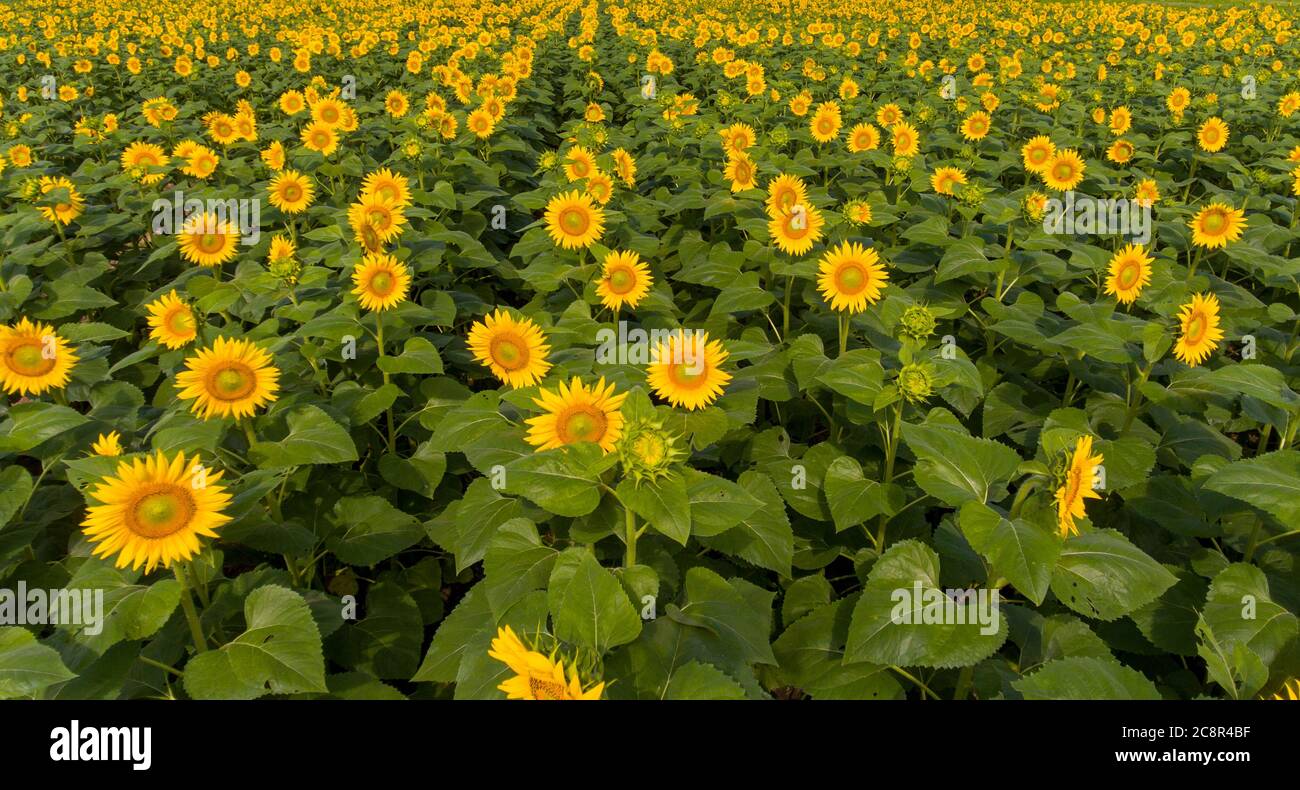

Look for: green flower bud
[899,304,937,342]
[898,362,935,404]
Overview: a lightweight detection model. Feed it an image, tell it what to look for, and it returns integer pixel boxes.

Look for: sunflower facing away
[145,290,198,349]
[1103,244,1153,305]
[544,190,605,250]
[0,317,79,396]
[81,450,232,573]
[1173,292,1224,367]
[817,242,889,314]
[488,625,604,700]
[1189,202,1246,249]
[467,309,552,388]
[596,250,653,311]
[525,376,628,453]
[646,330,732,410]
[175,336,281,420]
[1054,435,1103,538]
[178,212,240,267]
[351,252,411,311]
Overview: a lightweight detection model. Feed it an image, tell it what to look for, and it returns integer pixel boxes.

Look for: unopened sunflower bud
[898,362,935,404]
[899,305,937,342]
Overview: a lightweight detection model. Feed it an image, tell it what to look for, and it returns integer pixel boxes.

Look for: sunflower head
[174,336,281,420]
[91,431,123,457]
[351,252,411,312]
[897,362,935,404]
[1174,292,1225,367]
[487,625,605,700]
[525,376,628,454]
[467,309,552,389]
[145,290,197,350]
[0,317,79,396]
[596,250,653,311]
[646,330,732,411]
[898,304,938,342]
[1053,435,1104,538]
[618,416,684,486]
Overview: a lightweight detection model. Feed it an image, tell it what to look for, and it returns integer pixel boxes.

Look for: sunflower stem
[376,311,397,453]
[173,563,208,654]
[624,505,637,568]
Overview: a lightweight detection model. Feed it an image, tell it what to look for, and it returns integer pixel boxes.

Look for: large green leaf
[1049,530,1177,621]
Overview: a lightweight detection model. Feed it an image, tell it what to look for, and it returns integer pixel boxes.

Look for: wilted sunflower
[81,450,231,573]
[525,376,627,453]
[145,290,197,349]
[1103,244,1152,305]
[466,309,552,388]
[544,190,604,250]
[351,253,411,312]
[596,250,652,310]
[1021,136,1056,174]
[1054,435,1103,538]
[1173,292,1224,367]
[1188,202,1246,249]
[268,170,315,213]
[646,330,732,410]
[0,317,79,396]
[817,242,889,314]
[488,626,604,700]
[175,336,281,420]
[1043,149,1085,191]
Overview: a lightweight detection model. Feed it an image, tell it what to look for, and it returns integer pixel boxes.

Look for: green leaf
[901,421,1022,507]
[1203,450,1300,524]
[698,471,794,577]
[1013,657,1161,700]
[1049,529,1177,621]
[250,405,359,469]
[0,466,33,528]
[483,519,558,616]
[662,661,748,699]
[0,627,76,699]
[0,403,88,453]
[958,502,1061,605]
[327,496,424,566]
[618,475,691,545]
[684,469,763,537]
[548,549,642,654]
[502,445,602,518]
[377,337,444,375]
[774,598,904,700]
[824,456,895,531]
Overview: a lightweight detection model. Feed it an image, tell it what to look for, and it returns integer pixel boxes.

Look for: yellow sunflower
[1173,292,1224,367]
[810,101,842,143]
[960,111,992,141]
[175,336,281,420]
[1271,679,1300,700]
[121,141,169,185]
[765,173,809,217]
[145,290,198,349]
[1103,244,1153,305]
[351,252,411,312]
[1135,179,1161,207]
[1021,136,1056,174]
[268,170,315,213]
[525,376,627,453]
[596,250,652,310]
[1054,435,1103,538]
[817,242,889,314]
[931,166,968,196]
[360,168,411,207]
[1107,139,1135,164]
[1197,117,1229,153]
[563,145,597,182]
[768,202,824,256]
[847,123,880,153]
[724,151,757,192]
[81,450,231,573]
[544,190,605,250]
[91,431,123,457]
[36,176,85,225]
[585,171,614,205]
[1189,202,1246,249]
[301,121,338,156]
[348,196,407,243]
[646,330,732,410]
[177,212,240,267]
[466,309,552,388]
[891,122,920,157]
[1043,149,1086,191]
[488,626,604,700]
[0,318,79,396]
[719,122,756,154]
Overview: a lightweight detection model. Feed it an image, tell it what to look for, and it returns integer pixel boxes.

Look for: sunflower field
[2,0,1300,704]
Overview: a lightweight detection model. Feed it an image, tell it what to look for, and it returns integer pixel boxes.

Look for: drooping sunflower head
[1189,202,1246,249]
[351,252,411,312]
[466,309,552,389]
[543,190,605,250]
[91,431,123,457]
[1053,434,1104,538]
[360,167,412,207]
[646,330,732,411]
[145,290,198,349]
[81,450,232,573]
[817,241,889,314]
[525,376,628,454]
[268,169,315,213]
[174,336,281,420]
[487,625,605,700]
[1103,244,1153,305]
[1173,292,1225,368]
[1042,149,1085,191]
[178,212,240,268]
[0,317,79,396]
[596,250,653,311]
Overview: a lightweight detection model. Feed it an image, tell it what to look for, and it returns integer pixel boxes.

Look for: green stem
[624,506,637,567]
[138,655,184,678]
[173,563,208,654]
[953,665,974,700]
[874,402,904,548]
[376,311,396,453]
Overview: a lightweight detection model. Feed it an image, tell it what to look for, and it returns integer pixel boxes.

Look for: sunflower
[1043,149,1086,191]
[960,111,991,141]
[1197,117,1229,153]
[1021,136,1056,174]
[261,140,286,171]
[177,212,240,267]
[348,196,407,243]
[91,431,123,457]
[1189,202,1246,249]
[182,146,219,179]
[1054,435,1103,538]
[268,169,315,213]
[543,190,604,250]
[467,108,495,138]
[1109,106,1132,136]
[817,242,889,314]
[585,170,614,204]
[724,151,757,192]
[81,450,231,573]
[36,176,84,225]
[612,148,637,187]
[301,121,338,156]
[810,101,842,143]
[1272,679,1300,700]
[596,250,652,310]
[1106,139,1134,164]
[310,97,346,128]
[360,168,411,207]
[931,166,967,196]
[1173,292,1224,367]
[844,199,873,226]
[891,122,920,157]
[719,122,756,155]
[563,145,597,182]
[145,290,197,349]
[847,123,880,153]
[206,113,240,145]
[385,89,409,118]
[876,103,903,127]
[488,626,604,700]
[121,141,169,185]
[765,173,809,217]
[175,336,281,420]
[0,318,79,396]
[1135,179,1161,206]
[279,90,306,115]
[1103,244,1153,305]
[351,252,411,312]
[1167,86,1190,114]
[646,330,732,410]
[525,376,627,453]
[769,199,825,256]
[467,309,552,388]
